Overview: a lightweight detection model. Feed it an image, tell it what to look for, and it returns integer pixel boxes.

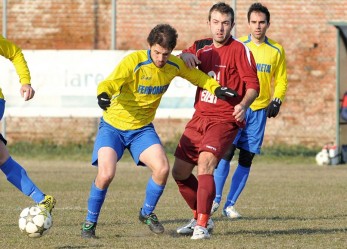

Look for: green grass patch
[0,158,346,248]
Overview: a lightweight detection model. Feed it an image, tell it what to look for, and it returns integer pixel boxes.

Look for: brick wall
[0,0,346,146]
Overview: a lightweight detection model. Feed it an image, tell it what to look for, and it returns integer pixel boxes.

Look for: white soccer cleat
[177,218,196,234]
[191,225,211,240]
[222,205,242,219]
[210,201,220,215]
[177,218,214,235]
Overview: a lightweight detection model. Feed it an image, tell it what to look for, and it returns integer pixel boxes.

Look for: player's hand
[233,103,246,122]
[266,98,281,118]
[97,92,111,110]
[20,84,35,101]
[214,86,238,100]
[179,53,201,69]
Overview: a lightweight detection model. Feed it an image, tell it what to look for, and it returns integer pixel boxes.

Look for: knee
[96,168,115,188]
[154,164,170,179]
[171,166,181,180]
[172,163,189,181]
[222,144,236,161]
[238,149,255,167]
[96,173,114,188]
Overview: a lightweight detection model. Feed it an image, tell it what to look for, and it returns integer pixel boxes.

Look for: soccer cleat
[81,221,97,239]
[222,205,242,219]
[190,225,211,240]
[176,218,214,235]
[138,209,164,234]
[210,201,220,215]
[177,218,196,235]
[38,195,56,214]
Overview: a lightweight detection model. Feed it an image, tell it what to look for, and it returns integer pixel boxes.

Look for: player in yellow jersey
[212,2,288,219]
[0,36,56,216]
[81,24,236,238]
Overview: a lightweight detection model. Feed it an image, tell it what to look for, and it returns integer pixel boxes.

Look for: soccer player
[212,2,288,219]
[0,35,56,214]
[80,23,236,238]
[172,2,260,240]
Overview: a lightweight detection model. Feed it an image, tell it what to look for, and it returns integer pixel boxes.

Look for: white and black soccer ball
[315,150,330,166]
[18,206,52,238]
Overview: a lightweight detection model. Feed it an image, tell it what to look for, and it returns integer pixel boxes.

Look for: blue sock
[213,159,231,204]
[141,177,165,216]
[224,164,250,208]
[0,157,45,203]
[86,182,108,223]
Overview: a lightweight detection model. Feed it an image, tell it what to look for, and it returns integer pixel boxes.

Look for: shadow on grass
[222,227,347,236]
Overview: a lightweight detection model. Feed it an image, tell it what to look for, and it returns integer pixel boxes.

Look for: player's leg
[130,123,168,234]
[0,99,55,214]
[82,146,118,238]
[0,134,56,213]
[173,116,208,235]
[173,157,206,235]
[223,149,254,218]
[223,109,266,219]
[82,119,123,238]
[212,143,237,214]
[192,120,238,240]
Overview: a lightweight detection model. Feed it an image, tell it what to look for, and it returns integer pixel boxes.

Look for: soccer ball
[18,206,52,238]
[315,150,330,166]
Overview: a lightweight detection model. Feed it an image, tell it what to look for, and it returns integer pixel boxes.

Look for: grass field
[0,154,346,249]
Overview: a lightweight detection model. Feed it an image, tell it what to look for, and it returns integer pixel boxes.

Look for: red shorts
[174,114,239,165]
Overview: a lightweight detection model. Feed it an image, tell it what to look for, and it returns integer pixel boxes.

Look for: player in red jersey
[172,2,260,239]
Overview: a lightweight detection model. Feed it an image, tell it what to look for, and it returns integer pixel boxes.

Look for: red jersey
[183,36,259,122]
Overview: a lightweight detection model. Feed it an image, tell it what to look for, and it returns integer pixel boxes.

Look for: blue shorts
[233,108,267,154]
[92,118,162,166]
[0,99,5,120]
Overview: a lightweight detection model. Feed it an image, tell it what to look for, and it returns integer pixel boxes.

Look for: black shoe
[81,221,97,239]
[139,209,164,234]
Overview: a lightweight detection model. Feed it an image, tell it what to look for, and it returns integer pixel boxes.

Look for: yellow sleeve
[0,36,31,84]
[273,47,288,102]
[176,58,220,93]
[97,54,134,96]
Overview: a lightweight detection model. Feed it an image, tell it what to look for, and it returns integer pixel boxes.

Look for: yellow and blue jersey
[238,35,287,111]
[0,35,31,99]
[98,49,220,130]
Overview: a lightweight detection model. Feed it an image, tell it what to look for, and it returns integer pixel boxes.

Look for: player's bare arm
[20,84,35,101]
[180,53,201,69]
[233,88,258,122]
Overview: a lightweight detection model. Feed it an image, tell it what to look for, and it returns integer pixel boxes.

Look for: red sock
[197,174,215,215]
[197,213,209,227]
[193,210,197,220]
[175,174,198,211]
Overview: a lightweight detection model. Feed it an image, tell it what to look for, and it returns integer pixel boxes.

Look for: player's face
[150,44,172,68]
[208,10,234,47]
[248,11,270,44]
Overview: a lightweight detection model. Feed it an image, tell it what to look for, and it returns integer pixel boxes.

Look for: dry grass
[0,157,346,249]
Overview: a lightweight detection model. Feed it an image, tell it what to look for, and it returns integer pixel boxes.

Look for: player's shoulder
[238,35,251,43]
[125,50,149,64]
[168,54,185,68]
[265,37,285,52]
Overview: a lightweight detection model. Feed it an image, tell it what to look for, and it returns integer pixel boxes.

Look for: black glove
[266,98,282,118]
[214,86,238,100]
[97,92,111,110]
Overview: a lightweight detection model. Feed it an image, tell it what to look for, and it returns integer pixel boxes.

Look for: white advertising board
[0,50,196,118]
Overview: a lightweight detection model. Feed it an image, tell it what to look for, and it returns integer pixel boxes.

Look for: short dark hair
[247,2,270,23]
[147,24,178,51]
[208,2,234,23]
